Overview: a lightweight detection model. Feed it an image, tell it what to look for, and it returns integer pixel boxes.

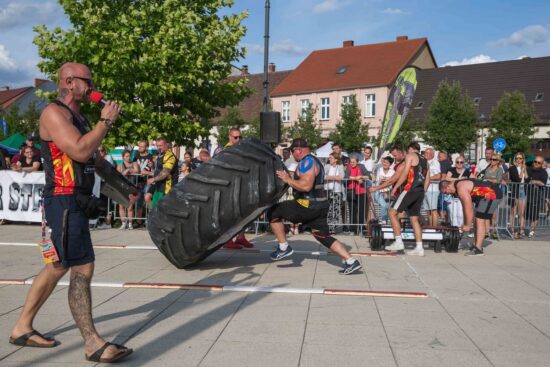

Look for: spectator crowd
[2,132,549,237]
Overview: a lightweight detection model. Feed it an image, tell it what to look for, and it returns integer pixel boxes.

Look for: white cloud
[492,25,550,47]
[314,0,351,14]
[242,40,306,56]
[0,1,62,30]
[271,40,306,56]
[442,54,497,67]
[0,44,16,71]
[242,43,263,55]
[381,8,406,15]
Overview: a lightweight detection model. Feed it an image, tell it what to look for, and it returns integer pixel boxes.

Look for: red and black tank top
[41,100,96,198]
[458,179,503,201]
[404,153,427,192]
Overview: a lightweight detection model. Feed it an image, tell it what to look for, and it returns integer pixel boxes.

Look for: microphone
[89,91,126,117]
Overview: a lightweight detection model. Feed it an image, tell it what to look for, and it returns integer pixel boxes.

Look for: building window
[300,99,309,118]
[534,93,544,102]
[320,97,330,120]
[342,95,352,105]
[282,101,290,122]
[415,101,424,109]
[473,97,481,106]
[365,94,376,117]
[336,66,348,74]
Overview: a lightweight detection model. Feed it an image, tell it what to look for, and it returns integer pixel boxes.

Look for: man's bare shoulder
[40,103,72,140]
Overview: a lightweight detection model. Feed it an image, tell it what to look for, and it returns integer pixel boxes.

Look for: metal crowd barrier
[98,172,550,240]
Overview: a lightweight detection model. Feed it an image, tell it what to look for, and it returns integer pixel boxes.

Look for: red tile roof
[214,70,292,124]
[0,87,33,109]
[271,37,432,96]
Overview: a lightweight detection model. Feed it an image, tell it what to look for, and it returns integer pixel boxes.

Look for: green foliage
[328,95,371,153]
[242,115,260,140]
[375,118,419,152]
[487,91,537,154]
[422,80,478,154]
[214,106,246,147]
[284,103,323,149]
[33,0,249,147]
[0,102,42,140]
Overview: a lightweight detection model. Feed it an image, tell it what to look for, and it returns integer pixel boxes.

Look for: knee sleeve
[312,230,337,248]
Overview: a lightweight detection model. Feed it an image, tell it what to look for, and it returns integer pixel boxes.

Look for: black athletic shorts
[392,190,424,217]
[44,195,95,268]
[475,199,500,220]
[268,200,329,232]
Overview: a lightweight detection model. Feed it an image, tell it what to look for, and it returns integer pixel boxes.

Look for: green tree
[328,95,371,153]
[487,91,537,154]
[0,102,42,139]
[214,106,246,147]
[284,103,323,149]
[422,80,477,154]
[388,119,419,151]
[242,115,260,140]
[33,0,249,148]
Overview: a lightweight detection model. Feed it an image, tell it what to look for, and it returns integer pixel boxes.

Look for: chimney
[241,65,249,75]
[396,35,408,42]
[343,40,354,48]
[268,63,276,73]
[34,79,48,87]
[0,86,9,91]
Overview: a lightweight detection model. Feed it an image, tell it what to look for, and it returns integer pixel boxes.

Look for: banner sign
[377,66,418,160]
[0,171,45,222]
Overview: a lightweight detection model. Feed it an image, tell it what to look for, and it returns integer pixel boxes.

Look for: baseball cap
[289,138,308,150]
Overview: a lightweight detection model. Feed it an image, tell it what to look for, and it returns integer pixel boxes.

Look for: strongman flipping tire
[268,138,362,274]
[439,179,503,256]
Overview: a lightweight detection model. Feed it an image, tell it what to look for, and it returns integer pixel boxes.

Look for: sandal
[85,342,133,363]
[9,330,60,348]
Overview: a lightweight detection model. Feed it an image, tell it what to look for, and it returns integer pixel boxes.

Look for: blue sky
[1,0,550,86]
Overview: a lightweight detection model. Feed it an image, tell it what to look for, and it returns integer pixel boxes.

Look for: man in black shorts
[9,62,133,363]
[387,142,430,256]
[440,179,503,256]
[269,138,361,274]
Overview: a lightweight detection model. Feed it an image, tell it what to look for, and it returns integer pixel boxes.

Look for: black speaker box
[260,112,281,144]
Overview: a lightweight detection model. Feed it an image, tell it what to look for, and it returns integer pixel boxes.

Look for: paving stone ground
[1,224,549,366]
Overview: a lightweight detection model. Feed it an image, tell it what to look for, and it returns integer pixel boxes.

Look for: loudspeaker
[260,112,281,144]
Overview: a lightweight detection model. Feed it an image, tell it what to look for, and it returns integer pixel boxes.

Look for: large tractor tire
[148,139,288,268]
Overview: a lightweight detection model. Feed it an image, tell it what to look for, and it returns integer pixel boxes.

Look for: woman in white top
[324,152,345,233]
[373,156,395,222]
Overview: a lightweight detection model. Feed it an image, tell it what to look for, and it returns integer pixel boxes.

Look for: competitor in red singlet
[440,179,503,256]
[386,142,430,256]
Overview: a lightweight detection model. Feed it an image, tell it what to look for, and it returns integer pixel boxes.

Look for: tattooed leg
[68,263,100,348]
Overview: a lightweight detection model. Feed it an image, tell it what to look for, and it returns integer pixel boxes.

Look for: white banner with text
[0,171,45,222]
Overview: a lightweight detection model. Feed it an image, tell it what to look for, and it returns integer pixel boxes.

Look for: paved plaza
[1,224,550,366]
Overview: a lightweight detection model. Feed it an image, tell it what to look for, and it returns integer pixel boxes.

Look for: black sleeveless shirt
[41,100,96,198]
[293,154,328,209]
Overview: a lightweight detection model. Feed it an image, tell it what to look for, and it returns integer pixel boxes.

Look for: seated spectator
[25,135,41,158]
[13,146,41,172]
[11,144,26,166]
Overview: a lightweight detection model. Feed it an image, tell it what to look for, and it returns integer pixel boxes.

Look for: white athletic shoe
[406,247,425,256]
[385,242,405,252]
[119,222,127,230]
[127,223,134,230]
